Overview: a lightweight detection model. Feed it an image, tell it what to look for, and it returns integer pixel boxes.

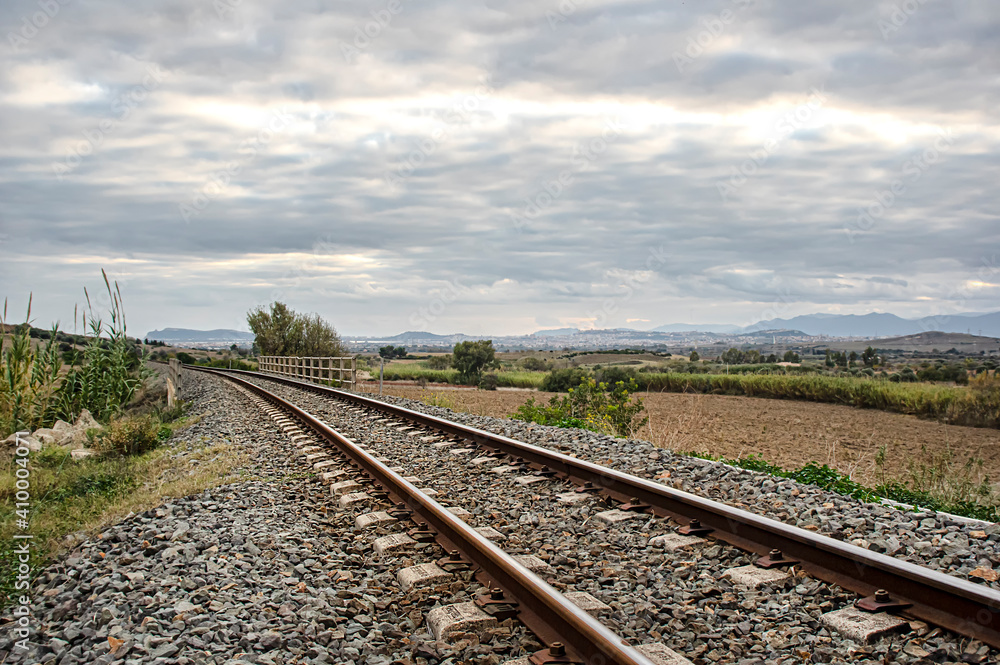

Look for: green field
[373,360,999,429]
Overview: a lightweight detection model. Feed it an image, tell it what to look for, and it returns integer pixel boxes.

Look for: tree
[247,302,302,355]
[783,350,800,363]
[379,345,407,359]
[862,346,879,367]
[848,351,859,367]
[247,302,344,357]
[300,313,347,356]
[689,350,699,362]
[721,347,743,364]
[451,340,497,384]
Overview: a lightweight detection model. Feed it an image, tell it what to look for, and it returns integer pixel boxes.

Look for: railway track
[194,366,1000,663]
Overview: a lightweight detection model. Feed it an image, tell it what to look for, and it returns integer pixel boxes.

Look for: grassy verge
[637,372,999,428]
[380,365,544,388]
[685,450,999,522]
[0,415,248,608]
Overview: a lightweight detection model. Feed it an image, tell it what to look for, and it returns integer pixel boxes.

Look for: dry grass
[0,419,247,607]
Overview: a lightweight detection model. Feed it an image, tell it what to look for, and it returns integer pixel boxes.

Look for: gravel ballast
[234,373,1000,664]
[0,371,538,665]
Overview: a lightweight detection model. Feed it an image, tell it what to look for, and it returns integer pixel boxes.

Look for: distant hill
[378,331,466,342]
[533,328,581,337]
[835,331,1000,352]
[743,311,1000,338]
[145,328,254,343]
[652,322,741,334]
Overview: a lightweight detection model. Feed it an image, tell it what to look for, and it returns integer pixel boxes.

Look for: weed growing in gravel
[686,450,1000,522]
[419,392,457,410]
[95,414,163,456]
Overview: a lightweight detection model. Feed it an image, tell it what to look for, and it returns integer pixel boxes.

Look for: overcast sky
[1,0,998,337]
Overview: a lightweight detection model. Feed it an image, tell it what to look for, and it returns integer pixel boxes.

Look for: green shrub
[594,366,637,386]
[426,355,452,370]
[512,377,648,437]
[541,368,591,392]
[96,414,161,456]
[520,357,550,372]
[478,373,499,391]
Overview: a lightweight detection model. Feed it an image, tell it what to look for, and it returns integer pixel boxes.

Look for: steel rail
[215,367,1000,648]
[192,366,657,665]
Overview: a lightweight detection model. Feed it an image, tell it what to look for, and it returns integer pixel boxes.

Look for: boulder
[53,419,74,434]
[74,410,101,432]
[70,448,95,460]
[3,432,42,451]
[32,428,59,445]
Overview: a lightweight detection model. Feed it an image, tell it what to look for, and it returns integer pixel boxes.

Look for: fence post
[167,358,181,407]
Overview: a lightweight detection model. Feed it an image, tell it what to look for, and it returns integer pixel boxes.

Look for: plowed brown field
[356,380,1000,486]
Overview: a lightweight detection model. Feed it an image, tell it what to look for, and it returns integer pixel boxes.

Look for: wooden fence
[258,356,356,388]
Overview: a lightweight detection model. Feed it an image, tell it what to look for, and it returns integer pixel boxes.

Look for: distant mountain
[652,322,741,334]
[743,312,1000,338]
[145,328,254,343]
[378,331,466,342]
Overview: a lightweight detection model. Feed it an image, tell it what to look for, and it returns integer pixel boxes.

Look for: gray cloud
[0,0,998,336]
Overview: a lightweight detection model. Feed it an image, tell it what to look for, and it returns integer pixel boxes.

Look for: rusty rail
[191,366,656,665]
[208,366,1000,649]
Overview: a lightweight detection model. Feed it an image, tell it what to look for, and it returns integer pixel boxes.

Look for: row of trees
[246,302,346,357]
[718,348,801,364]
[825,346,881,368]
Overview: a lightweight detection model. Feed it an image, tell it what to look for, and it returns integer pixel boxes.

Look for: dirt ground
[355,380,1000,486]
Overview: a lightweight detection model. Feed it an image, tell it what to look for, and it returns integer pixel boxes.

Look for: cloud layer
[1,0,998,336]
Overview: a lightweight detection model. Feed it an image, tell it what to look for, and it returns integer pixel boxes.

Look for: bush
[96,414,161,456]
[512,377,648,437]
[478,373,499,391]
[426,355,452,370]
[594,366,637,386]
[520,357,549,372]
[541,368,591,392]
